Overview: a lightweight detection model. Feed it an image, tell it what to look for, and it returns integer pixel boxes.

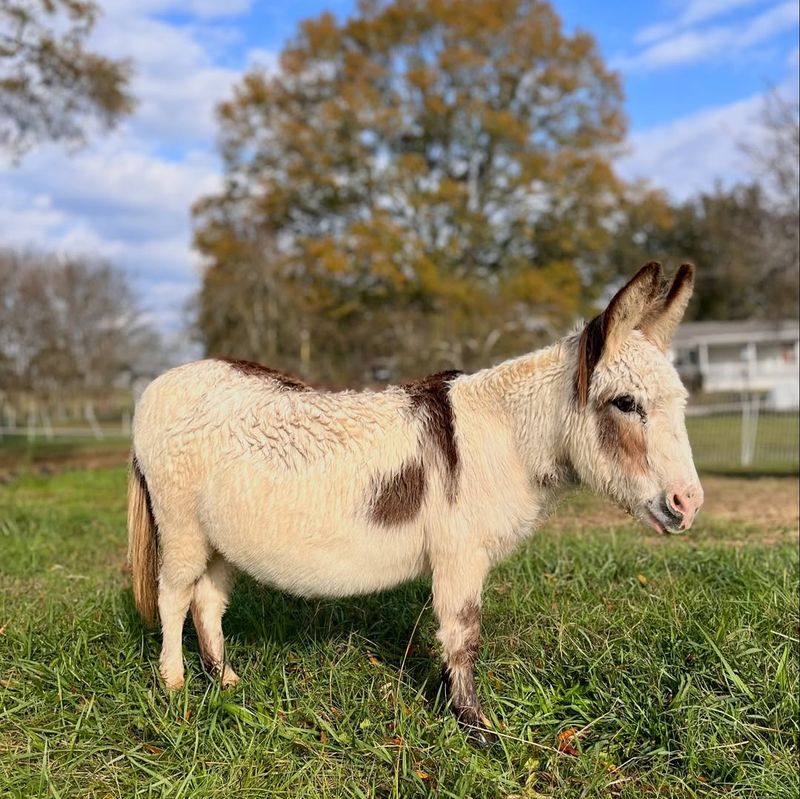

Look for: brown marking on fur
[190,600,218,673]
[443,602,481,708]
[575,314,606,407]
[441,601,495,744]
[217,357,309,391]
[369,460,427,526]
[452,602,481,670]
[597,409,648,475]
[403,371,461,502]
[535,472,561,489]
[128,454,159,627]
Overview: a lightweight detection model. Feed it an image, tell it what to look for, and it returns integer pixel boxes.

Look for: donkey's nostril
[671,493,685,514]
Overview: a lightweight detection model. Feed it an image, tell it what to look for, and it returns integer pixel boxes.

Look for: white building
[671,320,800,410]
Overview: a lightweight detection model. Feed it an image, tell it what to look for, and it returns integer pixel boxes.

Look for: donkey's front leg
[432,557,497,747]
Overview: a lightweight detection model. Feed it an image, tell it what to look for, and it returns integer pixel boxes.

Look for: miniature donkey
[129,262,703,746]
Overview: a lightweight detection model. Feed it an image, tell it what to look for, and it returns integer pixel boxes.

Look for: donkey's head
[569,262,703,534]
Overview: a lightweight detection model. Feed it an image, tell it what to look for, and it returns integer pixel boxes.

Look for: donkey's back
[132,358,436,606]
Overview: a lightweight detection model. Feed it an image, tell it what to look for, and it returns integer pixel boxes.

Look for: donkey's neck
[459,338,576,489]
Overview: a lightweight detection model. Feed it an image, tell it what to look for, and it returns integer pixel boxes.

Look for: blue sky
[1,0,797,334]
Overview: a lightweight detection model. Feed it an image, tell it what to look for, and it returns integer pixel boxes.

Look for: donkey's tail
[128,454,159,627]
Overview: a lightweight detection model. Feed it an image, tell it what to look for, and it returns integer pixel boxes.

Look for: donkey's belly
[199,468,428,598]
[222,532,427,598]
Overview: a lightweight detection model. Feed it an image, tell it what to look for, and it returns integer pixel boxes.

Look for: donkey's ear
[575,262,663,405]
[641,263,695,351]
[600,261,663,362]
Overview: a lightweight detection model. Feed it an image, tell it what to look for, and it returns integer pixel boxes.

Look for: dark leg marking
[369,459,426,526]
[441,602,496,748]
[402,370,461,503]
[190,600,234,681]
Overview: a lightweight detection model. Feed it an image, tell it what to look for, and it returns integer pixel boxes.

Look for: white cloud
[617,92,768,199]
[245,47,280,73]
[0,2,274,331]
[619,0,798,71]
[1,138,221,287]
[635,0,767,45]
[91,14,247,144]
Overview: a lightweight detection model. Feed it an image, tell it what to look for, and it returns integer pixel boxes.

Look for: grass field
[0,465,797,798]
[686,411,799,475]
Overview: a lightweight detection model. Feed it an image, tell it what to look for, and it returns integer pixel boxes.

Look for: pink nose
[666,485,704,530]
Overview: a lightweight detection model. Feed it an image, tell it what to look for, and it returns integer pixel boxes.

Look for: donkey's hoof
[457,709,498,748]
[466,723,498,749]
[220,667,240,688]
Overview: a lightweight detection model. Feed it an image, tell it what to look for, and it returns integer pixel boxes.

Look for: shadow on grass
[123,575,442,699]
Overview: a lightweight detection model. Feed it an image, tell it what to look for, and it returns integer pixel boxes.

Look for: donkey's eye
[611,395,638,414]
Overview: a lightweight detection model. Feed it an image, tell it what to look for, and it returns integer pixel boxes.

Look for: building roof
[673,319,799,347]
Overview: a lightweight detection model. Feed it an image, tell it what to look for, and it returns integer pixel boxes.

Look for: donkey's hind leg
[190,553,239,687]
[157,519,209,691]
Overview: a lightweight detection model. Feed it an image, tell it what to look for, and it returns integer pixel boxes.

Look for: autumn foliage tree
[0,0,134,158]
[194,0,646,383]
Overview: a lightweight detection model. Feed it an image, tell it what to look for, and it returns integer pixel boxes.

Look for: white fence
[1,397,798,474]
[0,402,131,441]
[686,399,799,472]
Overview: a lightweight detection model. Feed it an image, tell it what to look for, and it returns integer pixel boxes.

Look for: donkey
[128,262,703,746]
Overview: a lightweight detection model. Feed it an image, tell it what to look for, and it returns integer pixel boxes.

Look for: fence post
[84,402,104,440]
[740,393,759,467]
[27,401,36,443]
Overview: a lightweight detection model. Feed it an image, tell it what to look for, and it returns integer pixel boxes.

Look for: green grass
[0,469,798,798]
[686,412,799,475]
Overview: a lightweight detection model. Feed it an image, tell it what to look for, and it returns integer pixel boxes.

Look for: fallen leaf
[0,679,11,688]
[387,736,404,747]
[0,625,6,635]
[319,730,328,744]
[636,574,648,585]
[557,727,579,756]
[367,654,380,666]
[143,744,163,755]
[414,770,430,781]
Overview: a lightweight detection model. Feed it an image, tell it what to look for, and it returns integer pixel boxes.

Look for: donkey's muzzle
[645,485,703,534]
[665,484,704,531]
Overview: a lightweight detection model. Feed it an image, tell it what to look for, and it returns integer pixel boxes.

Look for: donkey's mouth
[644,496,685,535]
[643,508,667,535]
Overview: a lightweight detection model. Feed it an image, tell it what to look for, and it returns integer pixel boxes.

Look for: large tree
[0,249,161,399]
[0,0,134,158]
[194,0,640,382]
[637,94,800,322]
